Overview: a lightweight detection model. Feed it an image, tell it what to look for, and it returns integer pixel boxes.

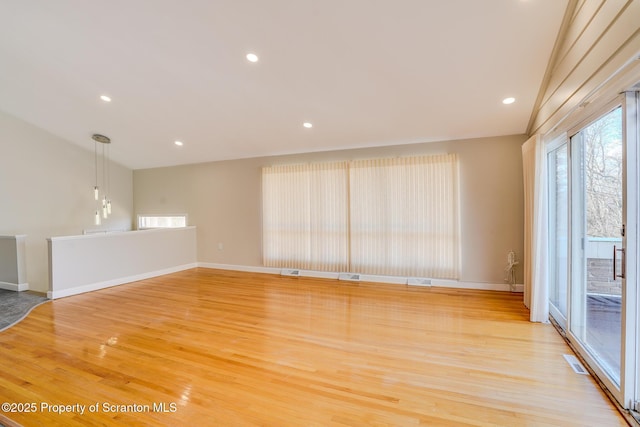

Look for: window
[569,106,624,385]
[349,155,460,278]
[137,215,187,230]
[544,92,640,409]
[547,136,568,326]
[262,162,349,271]
[262,154,460,278]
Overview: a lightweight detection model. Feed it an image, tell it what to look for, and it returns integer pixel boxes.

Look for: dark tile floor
[0,289,48,332]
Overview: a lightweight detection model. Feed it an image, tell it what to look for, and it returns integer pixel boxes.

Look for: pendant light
[92,134,112,224]
[103,144,111,215]
[106,142,112,214]
[94,140,99,201]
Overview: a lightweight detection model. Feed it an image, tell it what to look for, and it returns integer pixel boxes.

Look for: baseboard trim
[47,263,198,299]
[45,263,524,299]
[432,279,525,292]
[360,274,407,285]
[299,270,340,280]
[197,263,524,292]
[0,281,29,292]
[198,263,281,275]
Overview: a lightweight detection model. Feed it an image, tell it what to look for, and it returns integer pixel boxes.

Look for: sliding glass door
[548,141,569,327]
[569,106,624,386]
[547,91,638,409]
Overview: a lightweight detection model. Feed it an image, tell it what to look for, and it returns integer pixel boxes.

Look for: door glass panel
[570,107,623,385]
[548,144,568,323]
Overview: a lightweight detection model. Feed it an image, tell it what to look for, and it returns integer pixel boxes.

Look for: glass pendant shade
[92,134,112,224]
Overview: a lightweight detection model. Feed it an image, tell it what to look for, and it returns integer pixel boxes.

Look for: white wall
[48,227,197,299]
[134,134,526,286]
[529,0,640,135]
[0,110,133,292]
[0,235,27,290]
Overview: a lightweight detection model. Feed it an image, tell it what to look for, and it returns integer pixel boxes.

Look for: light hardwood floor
[0,268,627,426]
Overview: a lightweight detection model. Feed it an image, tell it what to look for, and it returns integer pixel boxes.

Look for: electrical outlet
[218,242,224,251]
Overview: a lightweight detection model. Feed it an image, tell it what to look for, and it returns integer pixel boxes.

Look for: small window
[137,215,187,230]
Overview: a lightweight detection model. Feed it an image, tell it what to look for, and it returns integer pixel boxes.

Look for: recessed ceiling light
[100,95,111,102]
[303,122,313,128]
[246,53,259,63]
[174,140,184,146]
[502,97,516,105]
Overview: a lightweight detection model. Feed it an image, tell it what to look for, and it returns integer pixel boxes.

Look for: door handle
[613,245,625,280]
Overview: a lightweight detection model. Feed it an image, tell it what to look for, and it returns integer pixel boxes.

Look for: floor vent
[339,273,361,281]
[281,269,300,277]
[563,354,589,375]
[407,277,432,286]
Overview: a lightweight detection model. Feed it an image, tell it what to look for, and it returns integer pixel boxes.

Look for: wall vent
[338,273,361,281]
[407,277,432,286]
[281,269,300,277]
[563,354,589,375]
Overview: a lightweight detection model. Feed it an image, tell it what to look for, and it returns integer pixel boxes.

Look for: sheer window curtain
[262,162,349,271]
[349,154,460,278]
[522,135,549,322]
[263,154,460,279]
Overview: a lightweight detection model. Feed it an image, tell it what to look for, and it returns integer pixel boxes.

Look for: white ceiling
[0,0,567,170]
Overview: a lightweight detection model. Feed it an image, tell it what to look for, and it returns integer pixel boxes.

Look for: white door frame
[623,91,639,411]
[560,94,637,409]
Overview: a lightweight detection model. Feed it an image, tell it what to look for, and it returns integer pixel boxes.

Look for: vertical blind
[262,162,349,271]
[262,154,460,279]
[349,155,460,278]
